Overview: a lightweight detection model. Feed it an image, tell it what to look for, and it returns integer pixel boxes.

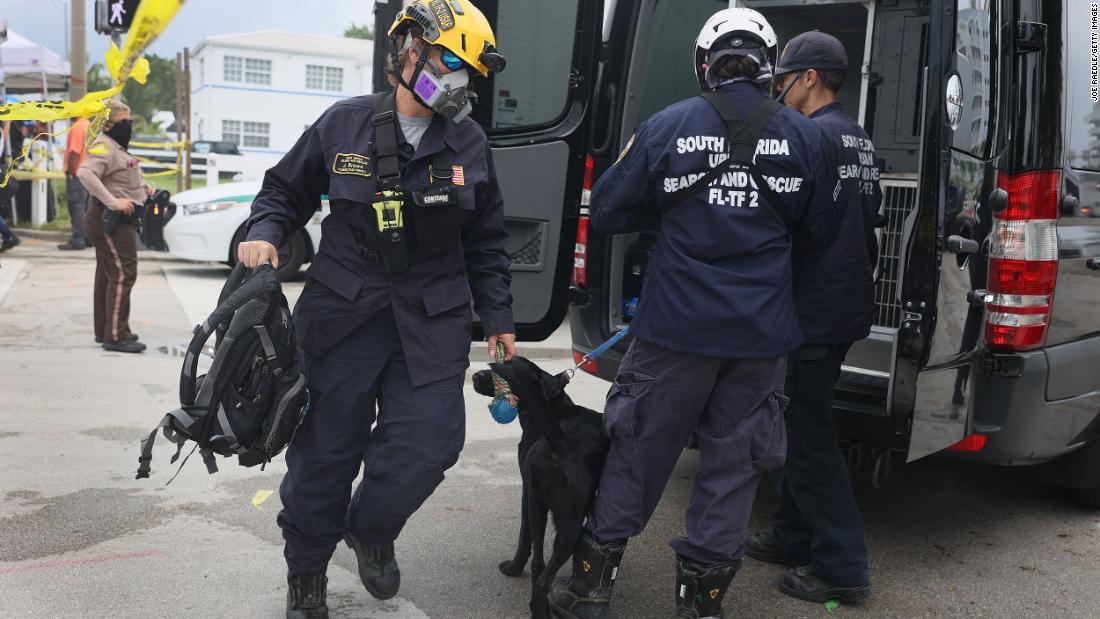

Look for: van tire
[229,228,306,282]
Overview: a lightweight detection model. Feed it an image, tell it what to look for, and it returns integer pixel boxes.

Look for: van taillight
[947,433,989,452]
[984,170,1060,352]
[572,156,595,290]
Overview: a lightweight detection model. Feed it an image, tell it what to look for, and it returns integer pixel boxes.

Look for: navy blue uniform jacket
[591,82,838,358]
[795,102,881,343]
[246,95,513,387]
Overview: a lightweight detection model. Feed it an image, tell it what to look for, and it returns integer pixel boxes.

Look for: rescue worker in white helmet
[549,9,840,618]
[237,1,513,616]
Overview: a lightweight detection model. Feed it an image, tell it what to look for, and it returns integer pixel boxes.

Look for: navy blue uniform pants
[278,307,466,575]
[770,343,869,586]
[586,337,788,567]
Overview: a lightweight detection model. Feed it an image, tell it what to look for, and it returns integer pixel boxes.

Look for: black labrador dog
[473,357,610,618]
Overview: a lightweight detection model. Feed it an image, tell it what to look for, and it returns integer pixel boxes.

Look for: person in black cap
[549,10,841,619]
[743,30,881,605]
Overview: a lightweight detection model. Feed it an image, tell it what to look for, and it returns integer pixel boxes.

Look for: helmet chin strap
[390,37,436,113]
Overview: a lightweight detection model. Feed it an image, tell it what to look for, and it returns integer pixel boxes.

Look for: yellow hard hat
[388,0,506,77]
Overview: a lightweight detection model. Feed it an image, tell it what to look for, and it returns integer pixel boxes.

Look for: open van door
[374,0,604,340]
[888,0,1006,460]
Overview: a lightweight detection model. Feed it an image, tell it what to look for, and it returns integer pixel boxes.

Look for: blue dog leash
[490,326,632,424]
[562,325,631,382]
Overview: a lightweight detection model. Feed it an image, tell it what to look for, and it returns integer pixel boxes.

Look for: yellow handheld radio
[372,190,409,274]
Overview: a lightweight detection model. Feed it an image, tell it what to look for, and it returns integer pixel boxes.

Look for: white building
[190,31,373,156]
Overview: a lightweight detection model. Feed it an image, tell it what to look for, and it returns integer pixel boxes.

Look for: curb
[12,228,70,243]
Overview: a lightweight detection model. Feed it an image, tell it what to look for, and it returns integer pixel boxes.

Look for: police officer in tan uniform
[78,100,153,353]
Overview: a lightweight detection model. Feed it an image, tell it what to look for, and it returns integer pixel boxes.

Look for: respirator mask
[400,40,474,123]
[412,59,473,122]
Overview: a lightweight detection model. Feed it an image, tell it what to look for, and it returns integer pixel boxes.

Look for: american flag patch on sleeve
[453,165,465,186]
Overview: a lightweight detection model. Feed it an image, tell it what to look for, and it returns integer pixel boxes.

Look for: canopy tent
[1,30,70,94]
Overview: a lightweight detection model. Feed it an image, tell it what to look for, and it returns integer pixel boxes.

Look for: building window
[242,121,271,148]
[306,64,343,92]
[222,120,270,148]
[222,119,241,145]
[245,58,272,85]
[224,56,271,84]
[223,55,242,82]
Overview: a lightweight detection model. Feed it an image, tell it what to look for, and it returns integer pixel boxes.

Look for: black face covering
[105,120,133,150]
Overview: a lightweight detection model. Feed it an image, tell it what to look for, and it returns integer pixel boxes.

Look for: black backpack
[136,262,309,482]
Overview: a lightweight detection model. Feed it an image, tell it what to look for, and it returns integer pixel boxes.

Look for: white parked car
[162,181,328,281]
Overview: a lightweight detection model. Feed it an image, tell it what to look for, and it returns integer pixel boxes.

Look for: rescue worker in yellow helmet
[238,2,512,617]
[386,0,505,121]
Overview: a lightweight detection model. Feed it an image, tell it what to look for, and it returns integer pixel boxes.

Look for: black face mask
[105,120,133,150]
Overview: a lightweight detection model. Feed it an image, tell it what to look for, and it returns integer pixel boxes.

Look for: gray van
[371,1,1100,505]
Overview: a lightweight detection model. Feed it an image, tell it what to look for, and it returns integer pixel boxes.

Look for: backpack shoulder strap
[179,264,279,406]
[701,93,793,232]
[371,91,401,184]
[663,94,794,232]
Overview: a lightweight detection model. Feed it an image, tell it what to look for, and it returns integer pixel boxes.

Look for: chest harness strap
[664,95,794,233]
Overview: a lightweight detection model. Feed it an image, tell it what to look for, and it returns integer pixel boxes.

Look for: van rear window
[465,0,581,131]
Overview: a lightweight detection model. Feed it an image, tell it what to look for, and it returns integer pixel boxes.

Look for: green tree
[86,54,178,134]
[86,63,113,92]
[344,23,374,40]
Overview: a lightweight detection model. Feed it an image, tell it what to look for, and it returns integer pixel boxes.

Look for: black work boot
[674,557,740,619]
[96,333,138,344]
[742,532,802,566]
[102,339,146,353]
[779,565,871,604]
[344,532,400,600]
[286,573,329,619]
[548,532,626,619]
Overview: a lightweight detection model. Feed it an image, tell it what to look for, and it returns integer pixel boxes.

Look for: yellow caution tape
[131,152,178,170]
[0,125,78,186]
[0,0,185,188]
[10,170,65,181]
[110,0,184,85]
[0,87,124,122]
[130,140,187,149]
[143,169,179,178]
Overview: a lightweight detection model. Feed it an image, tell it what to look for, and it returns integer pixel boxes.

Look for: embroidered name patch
[333,153,372,177]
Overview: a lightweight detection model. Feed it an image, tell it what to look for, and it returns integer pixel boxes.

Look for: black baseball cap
[774,31,848,76]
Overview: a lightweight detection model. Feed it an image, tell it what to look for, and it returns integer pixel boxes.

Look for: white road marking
[0,259,27,306]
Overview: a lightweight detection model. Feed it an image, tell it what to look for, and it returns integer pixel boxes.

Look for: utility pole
[175,52,183,193]
[70,0,87,100]
[0,18,10,224]
[183,47,192,190]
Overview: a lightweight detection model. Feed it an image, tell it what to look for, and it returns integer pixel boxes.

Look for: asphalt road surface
[2,238,1099,618]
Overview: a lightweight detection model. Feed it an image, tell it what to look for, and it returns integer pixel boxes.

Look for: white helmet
[694,8,778,89]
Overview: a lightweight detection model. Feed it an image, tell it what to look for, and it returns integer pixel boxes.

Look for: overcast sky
[3,0,376,65]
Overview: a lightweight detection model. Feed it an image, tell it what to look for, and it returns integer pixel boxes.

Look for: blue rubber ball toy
[490,397,519,424]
